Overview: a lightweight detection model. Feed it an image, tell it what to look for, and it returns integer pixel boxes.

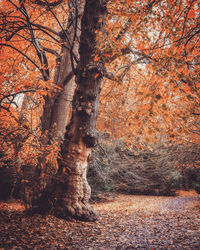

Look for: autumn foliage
[0,0,199,209]
[97,0,200,147]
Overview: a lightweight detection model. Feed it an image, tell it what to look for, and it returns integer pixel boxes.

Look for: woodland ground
[0,191,199,250]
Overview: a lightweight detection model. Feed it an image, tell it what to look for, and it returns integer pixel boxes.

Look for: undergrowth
[88,134,200,199]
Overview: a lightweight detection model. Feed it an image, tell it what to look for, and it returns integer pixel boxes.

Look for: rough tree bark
[47,0,108,221]
[33,0,108,221]
[41,0,84,141]
[0,0,107,221]
[32,1,83,208]
[0,0,108,219]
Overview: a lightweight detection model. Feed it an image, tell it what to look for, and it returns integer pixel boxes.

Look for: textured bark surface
[56,140,97,221]
[21,1,84,213]
[54,0,108,221]
[41,0,84,141]
[30,0,107,221]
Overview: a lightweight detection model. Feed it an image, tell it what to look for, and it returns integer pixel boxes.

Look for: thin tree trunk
[41,0,84,141]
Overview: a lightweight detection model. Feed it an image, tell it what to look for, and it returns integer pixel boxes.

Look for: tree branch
[0,43,40,69]
[39,44,60,57]
[34,0,63,7]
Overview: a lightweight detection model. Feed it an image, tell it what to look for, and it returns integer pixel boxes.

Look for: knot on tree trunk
[83,133,97,148]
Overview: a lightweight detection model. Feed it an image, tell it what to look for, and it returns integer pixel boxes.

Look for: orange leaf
[105,63,109,67]
[187,9,196,19]
[94,56,100,62]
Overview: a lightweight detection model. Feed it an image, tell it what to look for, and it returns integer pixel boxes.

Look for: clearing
[0,191,199,249]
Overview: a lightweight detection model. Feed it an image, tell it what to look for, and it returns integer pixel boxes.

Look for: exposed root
[51,199,98,221]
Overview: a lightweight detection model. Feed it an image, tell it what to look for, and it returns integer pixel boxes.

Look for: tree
[0,0,199,221]
[0,0,109,221]
[52,0,110,221]
[97,0,200,147]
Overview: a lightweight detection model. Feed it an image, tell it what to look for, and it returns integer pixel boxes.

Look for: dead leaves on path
[0,194,199,249]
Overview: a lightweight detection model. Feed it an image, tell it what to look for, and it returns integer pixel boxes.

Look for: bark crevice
[32,0,107,222]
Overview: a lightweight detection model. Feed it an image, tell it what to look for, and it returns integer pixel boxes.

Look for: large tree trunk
[21,1,84,210]
[49,0,108,221]
[28,0,107,221]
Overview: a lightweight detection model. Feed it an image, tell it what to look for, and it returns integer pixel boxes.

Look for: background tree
[97,0,200,146]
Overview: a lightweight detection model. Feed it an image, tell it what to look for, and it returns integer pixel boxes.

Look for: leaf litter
[0,192,199,249]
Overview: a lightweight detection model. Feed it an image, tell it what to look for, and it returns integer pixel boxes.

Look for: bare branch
[39,44,60,57]
[34,0,63,7]
[31,23,60,37]
[0,43,40,69]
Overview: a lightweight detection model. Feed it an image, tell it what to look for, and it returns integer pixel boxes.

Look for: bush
[191,167,200,194]
[88,136,200,197]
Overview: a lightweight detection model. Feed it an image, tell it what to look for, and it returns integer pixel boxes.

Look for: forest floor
[0,191,200,249]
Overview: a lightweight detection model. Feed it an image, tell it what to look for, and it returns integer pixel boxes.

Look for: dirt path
[0,194,199,249]
[161,196,200,212]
